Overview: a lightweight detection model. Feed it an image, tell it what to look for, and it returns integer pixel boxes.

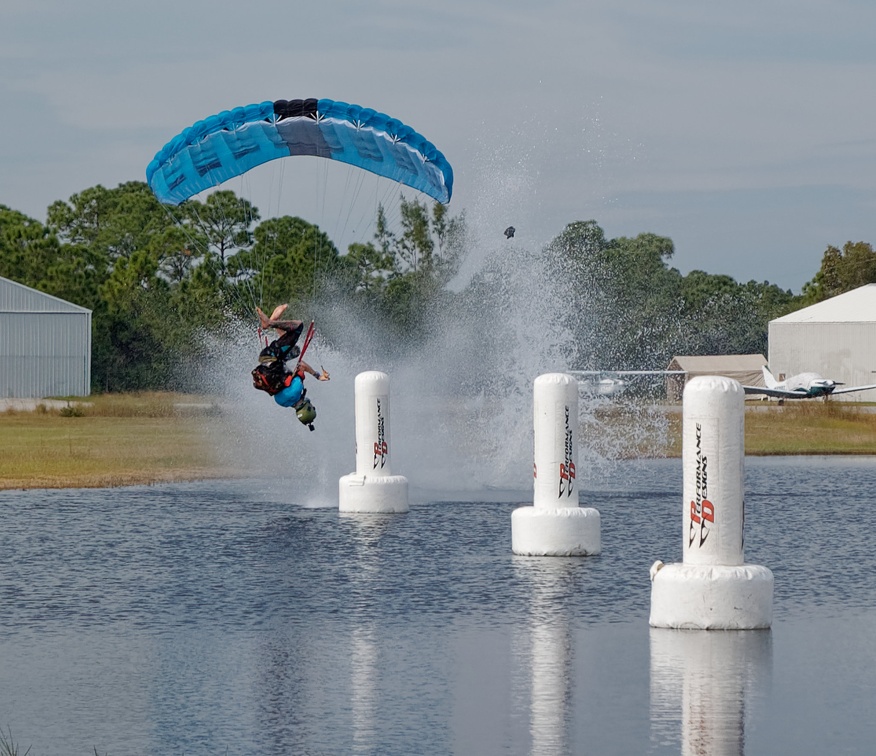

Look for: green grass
[0,393,228,490]
[744,400,876,455]
[587,400,876,458]
[3,393,876,490]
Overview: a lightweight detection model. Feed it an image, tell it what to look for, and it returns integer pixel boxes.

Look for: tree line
[0,181,869,392]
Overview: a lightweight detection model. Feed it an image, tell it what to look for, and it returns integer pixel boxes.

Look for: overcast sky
[2,0,875,291]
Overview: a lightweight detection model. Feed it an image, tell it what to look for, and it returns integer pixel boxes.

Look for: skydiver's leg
[270,320,303,334]
[274,322,305,357]
[256,304,291,330]
[270,304,289,321]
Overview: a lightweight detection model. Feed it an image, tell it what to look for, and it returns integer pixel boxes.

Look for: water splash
[208,142,668,499]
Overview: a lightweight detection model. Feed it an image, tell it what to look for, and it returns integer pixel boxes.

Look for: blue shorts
[274,375,304,407]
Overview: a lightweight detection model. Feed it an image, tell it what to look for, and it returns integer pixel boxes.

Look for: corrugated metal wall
[0,278,92,398]
[769,322,876,402]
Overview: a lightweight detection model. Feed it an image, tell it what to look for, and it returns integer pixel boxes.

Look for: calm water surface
[1,456,875,755]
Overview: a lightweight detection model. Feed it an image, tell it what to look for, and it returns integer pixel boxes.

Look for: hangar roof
[772,284,876,324]
[0,276,91,314]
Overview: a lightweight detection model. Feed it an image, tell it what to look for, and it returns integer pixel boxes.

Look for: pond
[1,456,875,755]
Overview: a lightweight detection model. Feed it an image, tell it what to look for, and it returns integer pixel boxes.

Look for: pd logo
[558,405,575,497]
[373,397,387,469]
[689,422,714,548]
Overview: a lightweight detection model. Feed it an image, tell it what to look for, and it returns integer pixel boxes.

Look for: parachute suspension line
[175,196,211,289]
[232,170,256,318]
[146,96,455,335]
[207,187,256,322]
[345,174,391,252]
[240,167,267,318]
[155,201,226,327]
[311,157,327,298]
[335,168,367,248]
[245,170,263,320]
[250,160,286,318]
[244,195,263,323]
[225,160,285,323]
[376,183,405,259]
[157,202,204,264]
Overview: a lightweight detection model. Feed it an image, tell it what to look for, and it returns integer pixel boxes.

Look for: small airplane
[568,369,686,398]
[743,366,876,400]
[579,376,629,397]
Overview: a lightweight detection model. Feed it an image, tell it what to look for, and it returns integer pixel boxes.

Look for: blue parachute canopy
[146,98,453,205]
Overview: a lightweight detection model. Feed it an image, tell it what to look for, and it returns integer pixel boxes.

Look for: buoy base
[511,506,601,556]
[338,473,409,513]
[649,562,774,630]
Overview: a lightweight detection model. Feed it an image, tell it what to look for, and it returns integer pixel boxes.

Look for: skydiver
[256,304,305,362]
[252,304,330,430]
[504,226,516,239]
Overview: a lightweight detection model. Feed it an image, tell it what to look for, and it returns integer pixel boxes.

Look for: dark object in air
[504,226,516,239]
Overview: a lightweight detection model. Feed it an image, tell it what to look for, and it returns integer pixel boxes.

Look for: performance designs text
[689,422,714,547]
[558,405,576,497]
[373,398,387,469]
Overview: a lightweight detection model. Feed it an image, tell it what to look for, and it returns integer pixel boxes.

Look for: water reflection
[350,623,379,754]
[2,458,876,753]
[255,635,307,756]
[514,558,579,756]
[649,629,772,755]
[343,513,394,754]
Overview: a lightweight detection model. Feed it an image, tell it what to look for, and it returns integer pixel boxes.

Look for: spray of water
[208,137,668,501]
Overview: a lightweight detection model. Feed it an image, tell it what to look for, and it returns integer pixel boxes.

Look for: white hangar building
[769,284,876,402]
[0,276,92,398]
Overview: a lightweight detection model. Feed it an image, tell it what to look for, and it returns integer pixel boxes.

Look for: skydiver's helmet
[295,397,317,431]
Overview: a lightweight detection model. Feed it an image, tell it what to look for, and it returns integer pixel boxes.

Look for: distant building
[665,354,767,400]
[0,276,92,398]
[769,284,876,402]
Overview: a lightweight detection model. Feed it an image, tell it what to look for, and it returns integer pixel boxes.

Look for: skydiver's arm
[300,360,330,381]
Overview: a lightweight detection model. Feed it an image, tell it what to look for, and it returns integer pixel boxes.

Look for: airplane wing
[831,384,876,395]
[742,386,809,398]
[568,370,687,376]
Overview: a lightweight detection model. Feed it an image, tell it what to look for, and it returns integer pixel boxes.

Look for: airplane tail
[762,366,779,389]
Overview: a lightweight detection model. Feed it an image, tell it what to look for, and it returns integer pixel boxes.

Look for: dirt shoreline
[0,469,236,491]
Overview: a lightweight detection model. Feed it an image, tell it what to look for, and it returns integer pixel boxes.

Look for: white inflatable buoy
[338,371,409,513]
[511,373,601,556]
[649,376,773,629]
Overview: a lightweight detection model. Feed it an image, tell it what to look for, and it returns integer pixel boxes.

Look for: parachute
[146,98,453,206]
[144,99,454,428]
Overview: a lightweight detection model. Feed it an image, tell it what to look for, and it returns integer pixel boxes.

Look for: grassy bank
[589,400,876,458]
[743,400,876,454]
[2,394,876,490]
[0,393,229,490]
